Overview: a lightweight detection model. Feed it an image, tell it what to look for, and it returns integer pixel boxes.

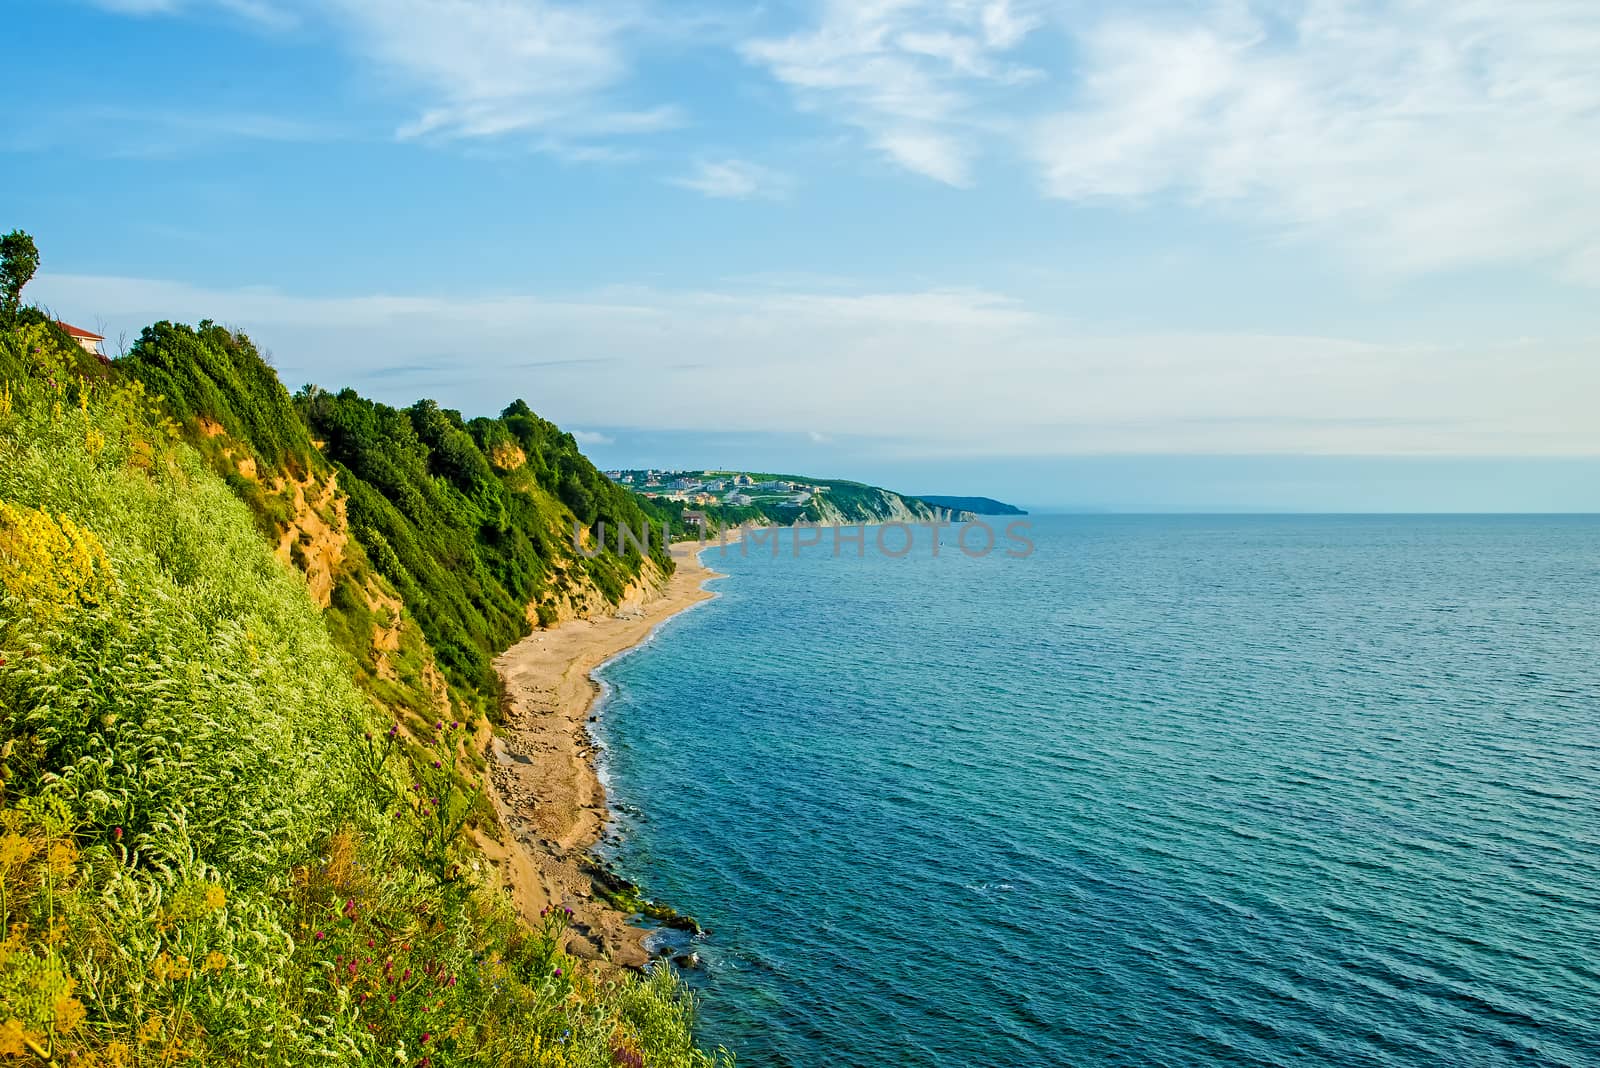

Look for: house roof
[57,321,105,341]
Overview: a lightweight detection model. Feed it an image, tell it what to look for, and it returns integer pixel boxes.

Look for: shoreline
[481,533,737,967]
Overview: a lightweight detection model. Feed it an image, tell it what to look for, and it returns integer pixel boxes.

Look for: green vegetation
[103,317,670,720]
[0,320,723,1065]
[293,389,668,716]
[617,469,956,529]
[121,320,316,474]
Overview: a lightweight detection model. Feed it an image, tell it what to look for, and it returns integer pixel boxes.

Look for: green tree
[0,229,40,316]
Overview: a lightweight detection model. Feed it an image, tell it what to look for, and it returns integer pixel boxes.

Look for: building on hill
[57,321,105,358]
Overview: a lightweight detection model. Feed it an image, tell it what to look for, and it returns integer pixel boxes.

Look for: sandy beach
[479,535,733,967]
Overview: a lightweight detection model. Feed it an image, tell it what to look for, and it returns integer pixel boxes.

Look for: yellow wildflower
[48,839,78,878]
[0,501,116,620]
[0,833,37,871]
[52,993,87,1033]
[202,951,227,975]
[151,952,193,982]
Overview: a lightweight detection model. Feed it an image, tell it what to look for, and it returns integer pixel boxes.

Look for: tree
[1,229,40,316]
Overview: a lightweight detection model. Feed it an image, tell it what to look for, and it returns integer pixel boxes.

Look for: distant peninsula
[916,495,1028,516]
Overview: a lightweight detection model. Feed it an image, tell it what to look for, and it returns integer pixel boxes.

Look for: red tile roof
[57,321,105,341]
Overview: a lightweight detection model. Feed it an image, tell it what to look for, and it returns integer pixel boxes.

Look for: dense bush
[295,388,670,714]
[0,327,721,1066]
[118,320,315,473]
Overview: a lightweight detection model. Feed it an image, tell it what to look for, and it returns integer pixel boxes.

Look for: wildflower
[451,721,459,729]
[553,968,562,978]
[421,1032,432,1044]
[368,938,375,948]
[314,931,326,942]
[113,826,123,841]
[203,884,226,911]
[203,951,227,975]
[432,760,442,769]
[389,993,396,1003]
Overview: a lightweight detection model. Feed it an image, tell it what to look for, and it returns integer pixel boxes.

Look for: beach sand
[479,535,733,967]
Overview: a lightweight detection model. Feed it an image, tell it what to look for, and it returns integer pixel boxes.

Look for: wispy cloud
[670,159,792,200]
[87,0,680,146]
[1031,2,1600,281]
[571,429,615,446]
[741,0,1043,185]
[65,0,1600,283]
[86,0,297,29]
[5,106,342,158]
[32,271,1600,457]
[323,0,678,143]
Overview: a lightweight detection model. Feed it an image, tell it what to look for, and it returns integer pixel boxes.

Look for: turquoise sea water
[594,516,1600,1067]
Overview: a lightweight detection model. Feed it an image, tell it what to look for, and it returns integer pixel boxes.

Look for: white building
[57,321,104,357]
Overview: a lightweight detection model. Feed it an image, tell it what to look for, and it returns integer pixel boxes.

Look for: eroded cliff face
[808,489,977,526]
[489,442,528,471]
[272,471,348,609]
[525,553,671,627]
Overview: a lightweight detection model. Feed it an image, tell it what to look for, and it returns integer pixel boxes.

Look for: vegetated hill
[915,495,1027,516]
[620,469,979,527]
[117,320,671,720]
[0,317,725,1065]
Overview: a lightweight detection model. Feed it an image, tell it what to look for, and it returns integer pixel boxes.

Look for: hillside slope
[115,321,670,720]
[0,316,723,1065]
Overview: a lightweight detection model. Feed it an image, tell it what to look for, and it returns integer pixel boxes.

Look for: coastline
[480,533,736,967]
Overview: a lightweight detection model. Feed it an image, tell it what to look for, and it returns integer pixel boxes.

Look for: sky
[6,0,1599,511]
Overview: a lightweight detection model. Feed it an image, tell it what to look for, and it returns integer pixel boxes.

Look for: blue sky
[7,0,1599,510]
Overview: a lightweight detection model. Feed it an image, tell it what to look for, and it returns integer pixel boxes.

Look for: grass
[0,324,727,1066]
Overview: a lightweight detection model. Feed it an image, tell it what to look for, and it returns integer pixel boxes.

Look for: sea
[592,515,1600,1067]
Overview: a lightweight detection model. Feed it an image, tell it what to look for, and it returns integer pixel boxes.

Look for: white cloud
[87,0,675,144]
[87,0,296,28]
[571,429,615,446]
[1032,1,1600,280]
[742,0,1043,185]
[33,271,1600,457]
[670,159,792,200]
[322,0,674,142]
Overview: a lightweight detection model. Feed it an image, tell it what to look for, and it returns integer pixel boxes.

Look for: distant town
[605,469,829,511]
